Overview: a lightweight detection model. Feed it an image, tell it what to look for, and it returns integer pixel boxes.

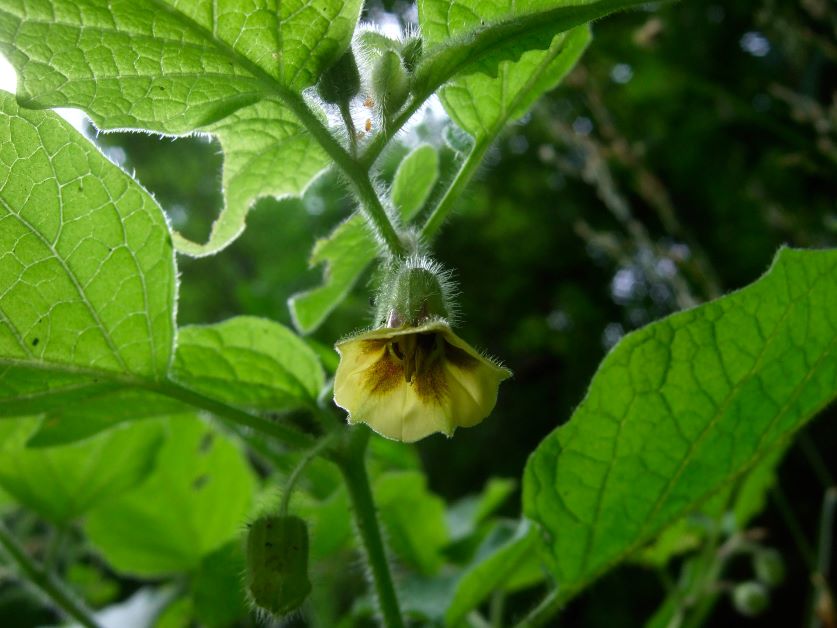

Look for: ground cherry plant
[0,1,834,627]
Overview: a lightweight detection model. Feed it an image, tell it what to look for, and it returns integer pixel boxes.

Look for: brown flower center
[387,332,445,383]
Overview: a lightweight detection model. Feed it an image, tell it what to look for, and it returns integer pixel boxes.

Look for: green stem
[513,587,565,628]
[360,95,427,170]
[421,138,491,240]
[275,91,404,258]
[279,434,337,516]
[336,429,405,628]
[150,380,315,450]
[0,522,100,628]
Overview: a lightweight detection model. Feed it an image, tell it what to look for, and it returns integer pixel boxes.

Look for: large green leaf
[0,417,163,523]
[0,0,362,255]
[85,415,256,577]
[0,92,175,406]
[171,316,325,411]
[414,0,647,98]
[523,247,837,603]
[289,144,439,333]
[420,3,591,139]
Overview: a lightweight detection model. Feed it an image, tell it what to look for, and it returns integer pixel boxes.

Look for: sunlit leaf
[524,247,837,602]
[0,92,175,408]
[171,316,324,411]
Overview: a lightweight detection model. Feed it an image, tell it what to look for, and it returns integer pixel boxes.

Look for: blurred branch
[0,521,101,628]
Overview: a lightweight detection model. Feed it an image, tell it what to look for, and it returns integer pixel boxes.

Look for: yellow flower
[334,320,511,442]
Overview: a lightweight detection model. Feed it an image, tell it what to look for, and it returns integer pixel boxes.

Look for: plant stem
[421,138,491,240]
[280,434,337,516]
[0,522,100,628]
[275,91,404,258]
[336,429,405,628]
[150,380,315,450]
[512,587,565,628]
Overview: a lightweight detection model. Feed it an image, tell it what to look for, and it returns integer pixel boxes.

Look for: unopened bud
[246,515,311,617]
[317,49,361,106]
[753,548,784,587]
[372,50,409,117]
[732,581,769,616]
[375,257,455,328]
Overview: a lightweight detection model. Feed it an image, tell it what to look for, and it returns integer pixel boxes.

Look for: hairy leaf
[414,0,647,98]
[170,316,325,411]
[0,92,175,407]
[0,0,362,255]
[524,247,837,602]
[0,417,164,523]
[85,415,256,576]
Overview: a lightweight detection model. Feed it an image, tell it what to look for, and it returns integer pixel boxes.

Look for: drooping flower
[333,257,511,442]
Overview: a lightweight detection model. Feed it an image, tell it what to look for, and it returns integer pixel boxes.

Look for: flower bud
[753,547,784,587]
[400,36,422,73]
[245,515,311,617]
[372,50,410,117]
[732,581,769,616]
[375,257,455,328]
[317,49,361,106]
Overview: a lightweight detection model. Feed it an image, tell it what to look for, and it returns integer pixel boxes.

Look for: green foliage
[289,143,439,333]
[85,416,256,576]
[0,418,163,523]
[524,248,837,602]
[171,316,325,410]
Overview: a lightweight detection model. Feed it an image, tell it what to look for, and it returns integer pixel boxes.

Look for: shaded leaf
[0,418,164,523]
[391,143,440,221]
[85,415,256,576]
[523,247,837,602]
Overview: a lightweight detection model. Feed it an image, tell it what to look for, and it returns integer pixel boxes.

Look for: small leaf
[420,1,590,139]
[0,92,175,403]
[289,215,378,334]
[85,415,256,576]
[0,418,164,523]
[391,144,440,221]
[171,316,324,411]
[446,520,542,626]
[374,471,449,576]
[414,0,645,98]
[523,247,837,602]
[191,542,248,628]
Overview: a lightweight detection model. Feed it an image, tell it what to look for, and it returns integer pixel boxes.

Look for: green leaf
[289,143,439,334]
[171,316,324,411]
[523,247,837,602]
[391,144,440,221]
[0,417,163,523]
[447,477,517,541]
[289,214,377,334]
[85,415,256,577]
[191,542,248,628]
[446,520,542,626]
[0,92,175,406]
[374,471,449,576]
[0,0,362,255]
[440,24,590,139]
[414,0,646,98]
[173,100,330,257]
[25,389,189,448]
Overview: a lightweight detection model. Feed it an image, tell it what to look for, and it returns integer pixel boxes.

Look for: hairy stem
[150,380,315,450]
[279,434,337,516]
[422,138,491,240]
[0,522,100,628]
[276,91,404,258]
[336,429,405,628]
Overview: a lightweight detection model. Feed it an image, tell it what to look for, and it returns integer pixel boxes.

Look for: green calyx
[245,515,312,618]
[317,49,361,106]
[375,256,456,328]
